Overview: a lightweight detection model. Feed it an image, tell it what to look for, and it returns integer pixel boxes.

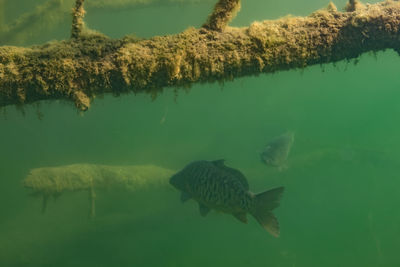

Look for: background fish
[260,132,295,169]
[170,160,284,237]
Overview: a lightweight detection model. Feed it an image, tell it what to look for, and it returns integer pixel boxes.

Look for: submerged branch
[345,0,365,12]
[1,0,400,111]
[202,0,241,31]
[71,0,85,39]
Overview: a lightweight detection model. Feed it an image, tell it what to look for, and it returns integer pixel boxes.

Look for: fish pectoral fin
[198,203,211,217]
[233,212,248,224]
[180,192,191,203]
[211,159,225,167]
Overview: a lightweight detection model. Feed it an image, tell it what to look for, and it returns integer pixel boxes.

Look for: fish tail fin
[250,186,284,237]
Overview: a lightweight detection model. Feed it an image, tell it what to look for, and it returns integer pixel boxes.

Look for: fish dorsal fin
[180,191,191,203]
[211,159,225,167]
[198,203,211,217]
[233,212,248,224]
[212,160,250,190]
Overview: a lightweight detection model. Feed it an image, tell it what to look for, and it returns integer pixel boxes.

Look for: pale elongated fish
[169,160,284,237]
[260,132,294,169]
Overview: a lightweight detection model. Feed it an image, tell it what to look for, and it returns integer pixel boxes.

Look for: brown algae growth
[23,164,175,217]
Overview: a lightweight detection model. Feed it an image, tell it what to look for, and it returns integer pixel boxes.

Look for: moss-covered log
[1,0,400,111]
[23,163,175,217]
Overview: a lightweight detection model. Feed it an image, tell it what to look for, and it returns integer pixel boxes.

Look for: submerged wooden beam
[1,0,400,111]
[23,163,175,217]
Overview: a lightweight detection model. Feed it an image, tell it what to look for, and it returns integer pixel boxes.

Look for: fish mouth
[169,174,181,189]
[169,175,177,186]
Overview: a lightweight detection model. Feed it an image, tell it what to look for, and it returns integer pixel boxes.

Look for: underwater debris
[1,0,400,112]
[345,0,365,12]
[160,106,169,124]
[23,163,175,218]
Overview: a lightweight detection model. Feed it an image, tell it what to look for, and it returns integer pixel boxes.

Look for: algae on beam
[2,0,400,112]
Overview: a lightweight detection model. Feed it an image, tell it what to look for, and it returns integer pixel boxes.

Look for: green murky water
[1,0,399,266]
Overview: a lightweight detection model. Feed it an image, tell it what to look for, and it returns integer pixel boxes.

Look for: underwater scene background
[1,0,400,266]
